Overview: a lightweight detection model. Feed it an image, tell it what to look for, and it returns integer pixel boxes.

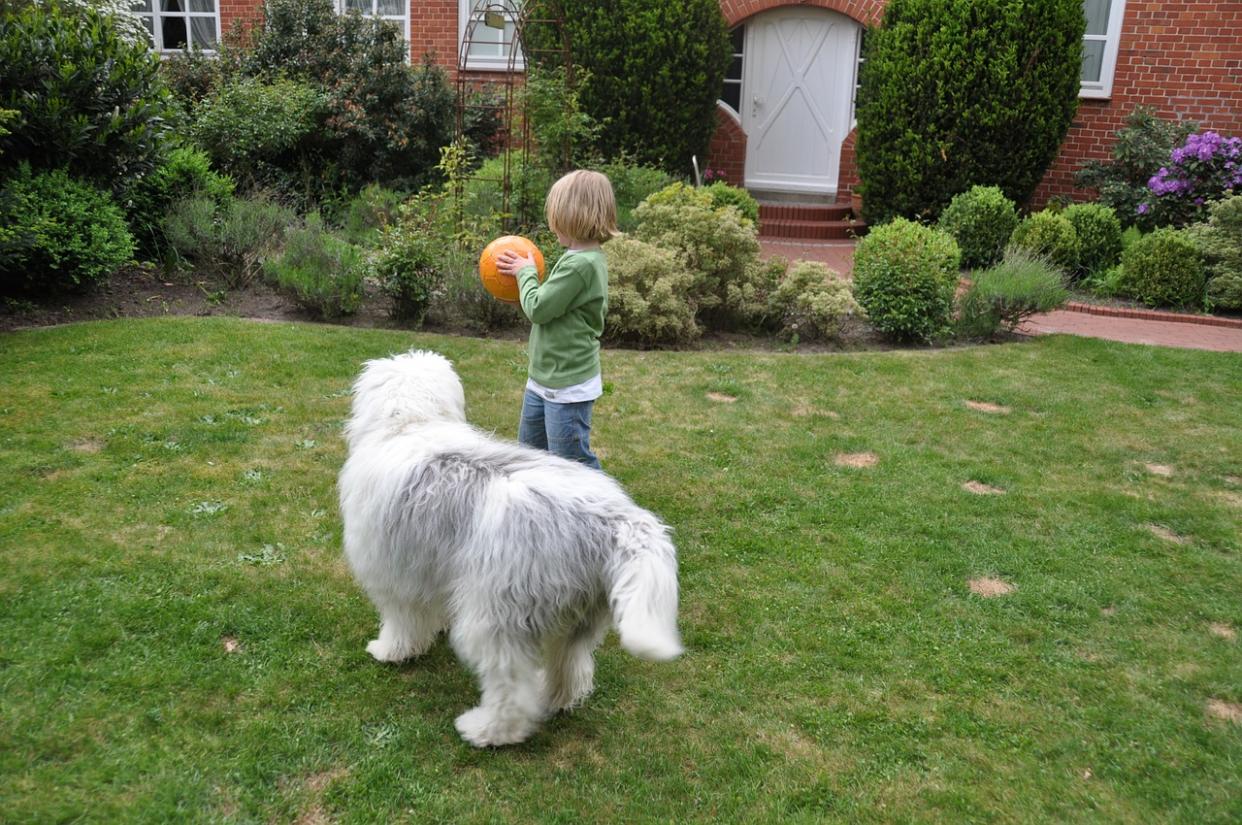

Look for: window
[1081,0,1127,98]
[720,26,744,116]
[459,1,524,71]
[338,0,410,44]
[134,0,220,52]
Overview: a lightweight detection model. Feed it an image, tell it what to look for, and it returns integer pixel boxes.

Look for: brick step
[759,217,862,241]
[759,201,854,222]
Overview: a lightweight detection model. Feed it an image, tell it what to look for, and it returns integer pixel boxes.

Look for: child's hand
[495,249,536,277]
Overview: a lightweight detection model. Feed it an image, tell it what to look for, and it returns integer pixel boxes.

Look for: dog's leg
[545,608,610,713]
[452,627,545,747]
[366,599,444,663]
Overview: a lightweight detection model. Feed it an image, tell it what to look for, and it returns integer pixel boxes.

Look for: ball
[478,235,546,304]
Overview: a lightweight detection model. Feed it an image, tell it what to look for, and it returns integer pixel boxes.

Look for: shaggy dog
[339,350,682,747]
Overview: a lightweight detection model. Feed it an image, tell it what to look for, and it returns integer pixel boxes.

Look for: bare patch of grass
[1144,463,1175,477]
[963,481,1006,495]
[706,392,738,403]
[1147,524,1188,544]
[965,400,1011,414]
[834,451,878,468]
[968,577,1016,597]
[1208,622,1236,641]
[1206,699,1242,724]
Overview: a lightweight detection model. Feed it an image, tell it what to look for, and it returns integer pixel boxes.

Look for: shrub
[0,1,174,193]
[163,194,297,288]
[1119,228,1206,309]
[598,156,676,231]
[703,182,760,226]
[631,182,763,329]
[1075,107,1197,230]
[522,64,602,176]
[123,146,236,257]
[263,214,365,319]
[1062,203,1122,278]
[851,218,961,343]
[1009,210,1079,274]
[936,185,1019,269]
[371,211,445,326]
[1185,195,1242,311]
[768,260,863,342]
[855,0,1083,223]
[524,0,731,175]
[603,236,699,345]
[0,164,134,295]
[1081,264,1127,299]
[1141,131,1242,228]
[956,249,1068,339]
[336,184,405,246]
[427,246,526,333]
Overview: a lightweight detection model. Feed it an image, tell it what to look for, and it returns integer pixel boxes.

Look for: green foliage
[371,203,446,325]
[1074,107,1197,230]
[0,163,134,294]
[936,185,1019,269]
[335,183,405,246]
[190,77,325,192]
[1081,264,1127,299]
[0,1,174,193]
[703,182,760,226]
[163,194,297,288]
[851,218,961,343]
[855,0,1083,223]
[522,64,602,175]
[123,146,236,257]
[525,0,731,174]
[1009,210,1079,275]
[1185,195,1242,311]
[1062,202,1122,278]
[768,260,863,342]
[603,236,700,345]
[598,156,676,231]
[1119,228,1206,309]
[263,214,365,319]
[956,249,1069,339]
[631,182,764,329]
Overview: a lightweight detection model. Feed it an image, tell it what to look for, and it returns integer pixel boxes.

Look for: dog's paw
[454,707,537,748]
[366,638,412,663]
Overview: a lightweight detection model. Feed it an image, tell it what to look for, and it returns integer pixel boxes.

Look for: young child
[495,169,617,470]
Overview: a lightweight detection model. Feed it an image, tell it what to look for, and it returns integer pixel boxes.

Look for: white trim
[458,1,525,72]
[135,2,222,54]
[336,0,411,51]
[1080,0,1127,99]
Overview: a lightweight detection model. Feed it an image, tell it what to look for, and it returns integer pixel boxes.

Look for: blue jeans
[518,389,601,470]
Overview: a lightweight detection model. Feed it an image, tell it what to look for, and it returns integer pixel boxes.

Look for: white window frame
[336,0,411,48]
[134,1,222,54]
[458,1,525,72]
[1080,0,1127,99]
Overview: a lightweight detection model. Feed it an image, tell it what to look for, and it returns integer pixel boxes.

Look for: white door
[743,8,860,195]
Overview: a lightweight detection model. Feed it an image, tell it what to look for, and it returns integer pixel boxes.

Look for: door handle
[752,96,762,116]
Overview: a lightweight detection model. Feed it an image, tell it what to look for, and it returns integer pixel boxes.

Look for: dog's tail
[608,515,684,661]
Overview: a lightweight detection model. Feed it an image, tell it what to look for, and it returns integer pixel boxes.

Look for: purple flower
[1137,203,1150,215]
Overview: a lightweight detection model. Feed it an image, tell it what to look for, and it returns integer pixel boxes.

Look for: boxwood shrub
[1120,228,1205,309]
[936,185,1018,269]
[851,218,961,343]
[1063,202,1122,278]
[1009,210,1079,275]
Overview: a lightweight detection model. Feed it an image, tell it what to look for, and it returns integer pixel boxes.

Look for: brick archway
[718,0,886,28]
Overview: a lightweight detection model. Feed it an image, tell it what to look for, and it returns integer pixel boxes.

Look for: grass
[1,317,1240,824]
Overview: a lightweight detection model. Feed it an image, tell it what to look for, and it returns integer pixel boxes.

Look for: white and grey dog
[338,350,683,747]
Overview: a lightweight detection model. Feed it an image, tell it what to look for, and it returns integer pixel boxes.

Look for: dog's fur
[339,350,682,747]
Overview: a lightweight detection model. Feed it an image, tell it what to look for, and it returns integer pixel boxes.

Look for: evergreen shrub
[1062,203,1122,278]
[936,185,1019,269]
[851,218,961,343]
[1119,228,1205,309]
[1009,210,1079,274]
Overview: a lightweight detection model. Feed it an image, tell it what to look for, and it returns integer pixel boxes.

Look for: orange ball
[478,235,546,304]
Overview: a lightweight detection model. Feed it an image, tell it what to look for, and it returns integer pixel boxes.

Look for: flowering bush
[1141,131,1242,227]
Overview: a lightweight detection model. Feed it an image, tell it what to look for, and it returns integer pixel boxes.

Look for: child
[495,169,617,470]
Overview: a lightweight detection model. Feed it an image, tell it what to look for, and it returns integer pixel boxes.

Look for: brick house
[144,1,1241,210]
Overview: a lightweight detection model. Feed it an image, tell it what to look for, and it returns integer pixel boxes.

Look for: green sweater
[517,249,608,388]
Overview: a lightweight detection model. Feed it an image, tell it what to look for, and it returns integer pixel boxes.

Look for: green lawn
[1,317,1239,824]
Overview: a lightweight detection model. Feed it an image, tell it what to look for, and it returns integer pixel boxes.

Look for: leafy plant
[855,0,1084,223]
[0,163,134,295]
[1185,195,1242,310]
[703,182,760,226]
[1074,107,1198,230]
[768,260,863,342]
[335,183,405,246]
[598,156,676,231]
[603,236,700,345]
[522,63,602,176]
[371,214,444,326]
[122,145,236,257]
[936,185,1019,269]
[263,213,365,319]
[1009,210,1079,275]
[1119,227,1206,309]
[1062,202,1122,278]
[851,218,961,343]
[956,249,1068,339]
[1141,131,1242,228]
[163,193,297,288]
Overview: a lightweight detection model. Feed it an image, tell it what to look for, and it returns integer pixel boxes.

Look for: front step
[758,200,866,240]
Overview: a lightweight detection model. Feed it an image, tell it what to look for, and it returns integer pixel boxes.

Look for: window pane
[378,0,402,15]
[730,25,744,53]
[345,0,369,11]
[1081,39,1105,82]
[727,55,742,81]
[190,16,217,49]
[1083,0,1111,36]
[162,15,187,48]
[161,0,185,10]
[721,81,741,113]
[468,23,504,59]
[134,0,153,11]
[188,0,214,10]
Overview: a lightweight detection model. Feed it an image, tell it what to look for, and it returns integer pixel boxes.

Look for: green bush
[936,185,1019,269]
[0,163,134,294]
[1119,228,1206,309]
[263,214,365,319]
[336,183,405,246]
[0,1,174,193]
[524,0,731,175]
[1081,264,1127,299]
[851,218,961,343]
[599,157,676,231]
[1062,203,1122,279]
[603,236,700,345]
[956,249,1068,339]
[371,213,445,326]
[855,0,1083,223]
[163,194,297,288]
[427,246,526,333]
[1186,195,1242,311]
[1009,210,1079,274]
[123,146,236,257]
[768,260,863,342]
[1074,107,1197,231]
[631,182,763,329]
[704,182,760,226]
[522,64,602,176]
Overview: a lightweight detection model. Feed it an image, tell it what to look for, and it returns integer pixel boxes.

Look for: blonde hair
[545,170,619,244]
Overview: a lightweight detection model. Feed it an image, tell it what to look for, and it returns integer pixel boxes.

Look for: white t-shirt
[526,373,602,403]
